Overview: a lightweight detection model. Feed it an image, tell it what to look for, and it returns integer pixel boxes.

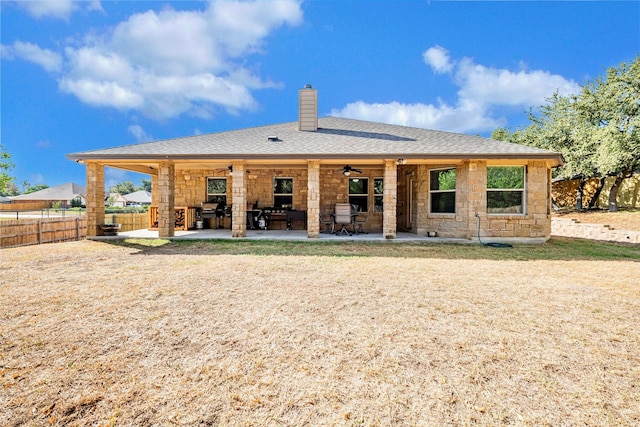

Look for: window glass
[487,166,526,214]
[430,168,456,191]
[348,178,369,212]
[273,177,293,208]
[487,166,524,189]
[373,178,383,212]
[206,178,227,204]
[430,168,456,214]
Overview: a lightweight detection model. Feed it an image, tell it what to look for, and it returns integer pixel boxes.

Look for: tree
[494,57,640,211]
[492,97,598,210]
[110,181,136,195]
[578,57,640,211]
[24,183,49,194]
[0,143,14,195]
[140,178,152,192]
[3,182,20,196]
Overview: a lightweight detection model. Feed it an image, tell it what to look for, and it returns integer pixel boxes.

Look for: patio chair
[319,207,333,233]
[354,205,371,234]
[333,203,353,235]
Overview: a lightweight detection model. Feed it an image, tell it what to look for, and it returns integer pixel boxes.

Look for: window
[206,177,227,204]
[273,177,293,208]
[430,168,456,214]
[487,166,526,214]
[373,178,384,212]
[348,178,369,212]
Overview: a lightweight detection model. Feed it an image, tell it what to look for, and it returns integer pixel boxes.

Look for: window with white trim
[273,177,293,208]
[430,168,456,214]
[206,177,227,204]
[487,166,526,214]
[348,178,369,212]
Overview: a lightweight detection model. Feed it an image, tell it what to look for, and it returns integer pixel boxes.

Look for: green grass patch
[109,237,639,261]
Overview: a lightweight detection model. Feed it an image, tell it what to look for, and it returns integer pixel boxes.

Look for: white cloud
[11,0,302,119]
[15,0,103,20]
[333,100,502,134]
[454,58,581,107]
[423,45,453,74]
[127,125,152,143]
[333,46,581,133]
[1,41,62,72]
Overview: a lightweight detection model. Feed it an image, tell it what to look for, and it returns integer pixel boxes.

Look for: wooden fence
[0,217,87,249]
[103,213,148,231]
[0,201,50,211]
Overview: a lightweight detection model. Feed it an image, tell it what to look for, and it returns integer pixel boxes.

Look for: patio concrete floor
[89,228,472,243]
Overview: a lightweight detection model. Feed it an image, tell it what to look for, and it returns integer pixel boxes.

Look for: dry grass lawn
[1,240,639,426]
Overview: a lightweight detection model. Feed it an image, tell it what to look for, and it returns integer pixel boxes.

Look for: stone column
[466,160,487,239]
[157,161,175,238]
[85,162,105,237]
[307,160,320,238]
[383,159,397,239]
[414,165,429,236]
[527,160,551,238]
[231,162,246,238]
[151,171,159,206]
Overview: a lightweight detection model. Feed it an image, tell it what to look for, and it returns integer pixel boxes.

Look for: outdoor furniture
[319,208,333,233]
[214,202,227,229]
[354,205,371,234]
[332,203,354,235]
[286,209,306,230]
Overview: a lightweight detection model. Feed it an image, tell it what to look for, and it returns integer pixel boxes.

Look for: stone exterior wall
[552,218,640,244]
[157,162,175,238]
[307,161,320,238]
[318,168,386,233]
[415,163,471,238]
[174,168,230,207]
[412,161,551,240]
[141,160,552,240]
[383,160,397,239]
[553,175,640,209]
[85,162,105,237]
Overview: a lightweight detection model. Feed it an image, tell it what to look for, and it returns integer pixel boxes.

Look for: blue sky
[2,0,639,191]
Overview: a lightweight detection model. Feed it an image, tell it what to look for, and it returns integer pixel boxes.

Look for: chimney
[298,84,318,131]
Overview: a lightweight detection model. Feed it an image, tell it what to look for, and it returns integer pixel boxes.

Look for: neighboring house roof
[122,190,152,204]
[67,117,563,166]
[0,195,12,203]
[11,182,86,201]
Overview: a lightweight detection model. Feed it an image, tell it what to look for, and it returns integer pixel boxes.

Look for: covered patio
[68,86,562,243]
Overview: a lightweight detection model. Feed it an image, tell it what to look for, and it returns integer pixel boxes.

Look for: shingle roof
[67,117,562,164]
[11,182,86,201]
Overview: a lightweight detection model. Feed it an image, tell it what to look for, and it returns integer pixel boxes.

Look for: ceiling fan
[214,165,233,173]
[341,165,363,176]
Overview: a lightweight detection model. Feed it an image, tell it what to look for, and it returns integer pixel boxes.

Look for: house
[107,191,151,208]
[108,193,128,208]
[68,86,563,242]
[10,182,86,207]
[123,190,152,206]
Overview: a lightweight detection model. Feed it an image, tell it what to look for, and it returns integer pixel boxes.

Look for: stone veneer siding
[415,160,551,240]
[144,160,551,239]
[307,161,320,238]
[231,162,246,237]
[383,160,397,239]
[157,162,175,238]
[85,162,105,237]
